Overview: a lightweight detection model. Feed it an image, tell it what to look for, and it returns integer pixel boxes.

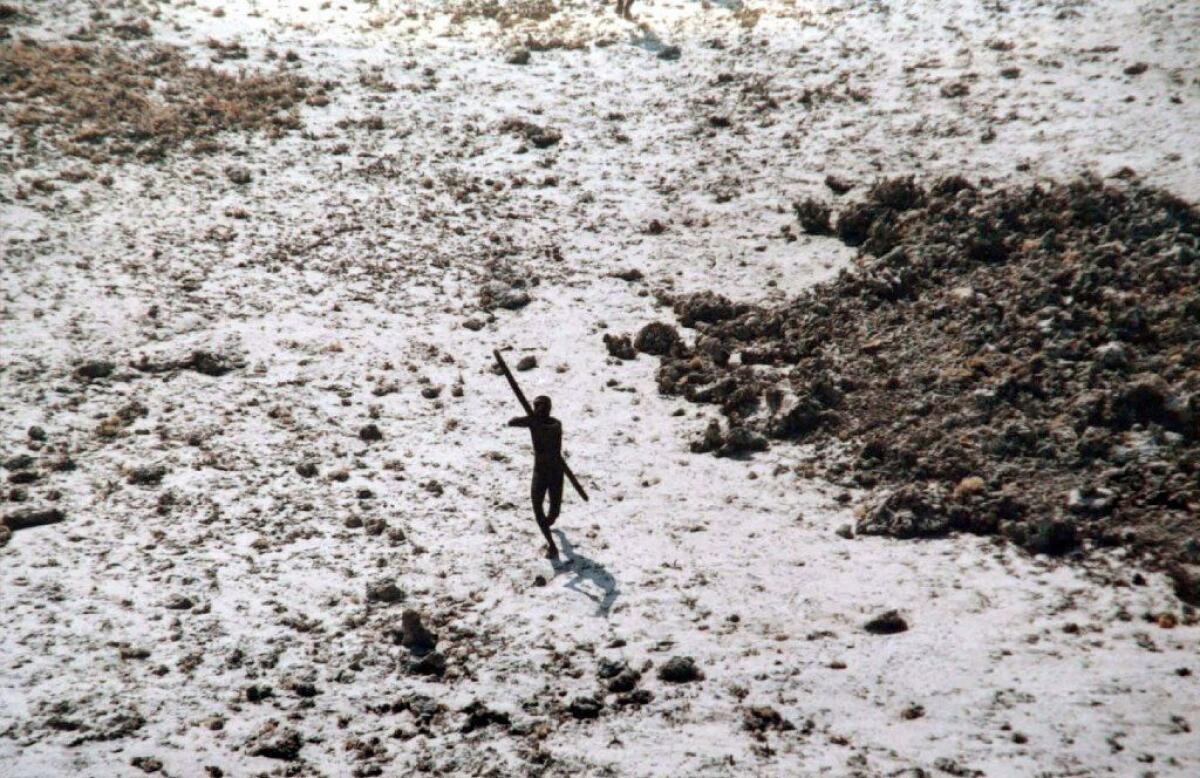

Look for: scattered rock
[396,609,437,655]
[634,322,681,356]
[246,724,302,761]
[408,651,446,677]
[366,579,404,604]
[225,165,252,185]
[76,360,115,380]
[614,689,654,706]
[568,696,603,720]
[295,462,318,478]
[461,700,510,732]
[480,281,532,310]
[499,118,561,148]
[657,655,703,683]
[743,705,794,732]
[516,355,537,371]
[163,594,194,610]
[130,756,163,773]
[863,610,908,635]
[611,268,644,282]
[4,507,65,531]
[857,487,949,539]
[1067,486,1116,516]
[606,667,641,694]
[603,334,637,360]
[1025,519,1078,556]
[506,47,530,65]
[825,175,854,195]
[359,424,383,442]
[795,198,832,234]
[127,465,167,486]
[657,45,681,61]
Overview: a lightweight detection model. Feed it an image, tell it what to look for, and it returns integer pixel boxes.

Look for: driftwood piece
[4,507,66,531]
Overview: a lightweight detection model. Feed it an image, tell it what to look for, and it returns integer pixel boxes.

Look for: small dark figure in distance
[508,395,565,558]
[616,0,634,19]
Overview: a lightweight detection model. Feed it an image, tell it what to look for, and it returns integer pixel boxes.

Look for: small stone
[421,386,442,399]
[603,334,637,360]
[611,268,644,282]
[27,426,46,442]
[568,696,603,720]
[900,704,925,720]
[244,685,274,703]
[657,655,703,683]
[615,689,654,706]
[1095,341,1129,370]
[127,465,167,486]
[76,360,115,380]
[163,594,194,610]
[597,657,627,679]
[863,610,908,635]
[359,424,383,442]
[634,322,681,356]
[516,355,537,371]
[2,454,34,471]
[366,580,404,604]
[246,725,302,761]
[953,476,987,500]
[607,667,641,693]
[398,609,437,655]
[225,165,252,185]
[835,524,854,539]
[1067,486,1116,516]
[408,651,446,677]
[794,198,832,235]
[825,175,854,194]
[742,706,793,732]
[717,427,768,457]
[295,462,318,478]
[1025,518,1078,556]
[506,47,530,65]
[657,45,681,61]
[131,756,163,773]
[462,318,484,331]
[1123,62,1148,76]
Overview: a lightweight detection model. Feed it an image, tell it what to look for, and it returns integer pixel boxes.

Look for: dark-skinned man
[507,395,565,558]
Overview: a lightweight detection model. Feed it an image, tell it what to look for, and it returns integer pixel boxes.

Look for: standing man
[507,395,565,558]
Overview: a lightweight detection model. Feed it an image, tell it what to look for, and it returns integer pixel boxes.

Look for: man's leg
[531,476,559,556]
[623,0,633,18]
[546,472,564,527]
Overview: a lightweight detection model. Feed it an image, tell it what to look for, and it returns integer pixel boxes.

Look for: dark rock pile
[646,175,1199,591]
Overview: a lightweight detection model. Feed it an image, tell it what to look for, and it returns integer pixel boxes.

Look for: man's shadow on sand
[552,530,619,617]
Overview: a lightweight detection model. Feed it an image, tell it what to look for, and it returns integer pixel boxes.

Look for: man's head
[533,395,552,418]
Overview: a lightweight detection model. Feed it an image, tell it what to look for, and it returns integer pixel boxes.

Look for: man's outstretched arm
[508,416,533,427]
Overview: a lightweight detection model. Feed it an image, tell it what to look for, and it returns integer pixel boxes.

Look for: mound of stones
[643,175,1199,592]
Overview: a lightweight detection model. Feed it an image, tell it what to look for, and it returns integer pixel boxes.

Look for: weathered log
[3,507,66,531]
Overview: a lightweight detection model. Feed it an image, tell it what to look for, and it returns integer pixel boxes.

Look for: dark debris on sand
[645,175,1199,592]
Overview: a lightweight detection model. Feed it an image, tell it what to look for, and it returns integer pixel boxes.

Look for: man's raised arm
[507,416,533,428]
